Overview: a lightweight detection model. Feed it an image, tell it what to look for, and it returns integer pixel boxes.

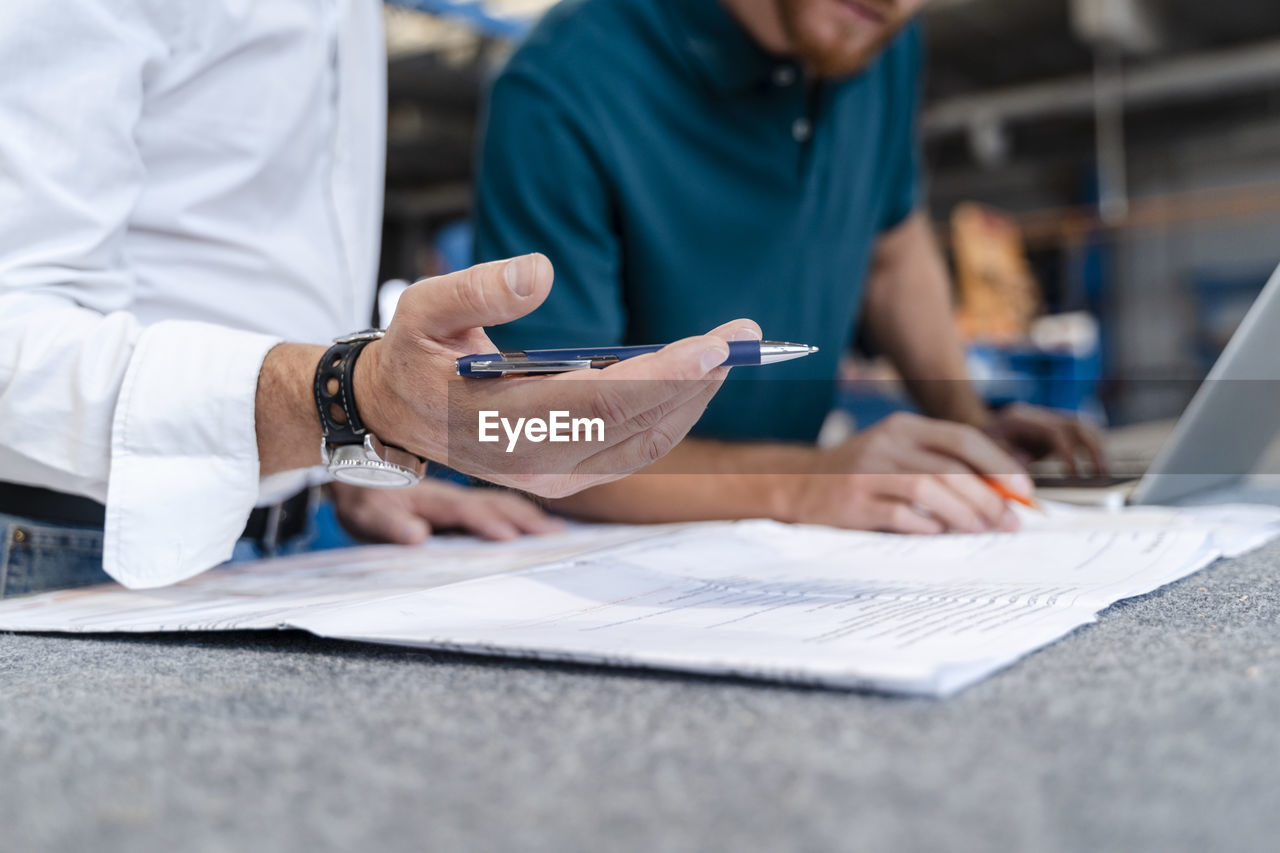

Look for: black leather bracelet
[313,338,373,446]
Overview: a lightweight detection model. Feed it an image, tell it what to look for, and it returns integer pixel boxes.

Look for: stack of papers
[2,503,1277,696]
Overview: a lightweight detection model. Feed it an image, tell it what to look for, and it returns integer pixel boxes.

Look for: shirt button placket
[792,117,812,143]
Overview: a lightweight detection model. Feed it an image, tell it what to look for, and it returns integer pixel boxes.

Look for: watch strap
[314,339,372,446]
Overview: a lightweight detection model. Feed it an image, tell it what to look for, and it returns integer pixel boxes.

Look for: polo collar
[666,0,792,95]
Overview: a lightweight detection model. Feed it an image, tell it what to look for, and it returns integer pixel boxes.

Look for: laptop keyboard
[1031,450,1155,487]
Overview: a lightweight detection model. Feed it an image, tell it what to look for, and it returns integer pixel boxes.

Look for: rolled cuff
[104,320,284,588]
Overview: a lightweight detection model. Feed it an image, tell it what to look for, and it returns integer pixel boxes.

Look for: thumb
[398,253,553,340]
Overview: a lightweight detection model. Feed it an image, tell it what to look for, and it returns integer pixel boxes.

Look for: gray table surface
[4,525,1279,853]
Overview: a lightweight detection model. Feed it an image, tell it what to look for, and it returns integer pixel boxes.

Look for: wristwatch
[314,329,427,488]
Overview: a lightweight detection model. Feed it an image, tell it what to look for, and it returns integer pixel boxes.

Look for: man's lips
[836,0,888,24]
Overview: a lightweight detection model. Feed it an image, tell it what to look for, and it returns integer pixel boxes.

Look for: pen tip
[808,346,820,354]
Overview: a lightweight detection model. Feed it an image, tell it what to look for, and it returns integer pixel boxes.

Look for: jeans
[0,508,321,600]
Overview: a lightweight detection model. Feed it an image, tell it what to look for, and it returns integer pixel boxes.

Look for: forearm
[545,437,814,524]
[862,213,990,428]
[254,343,327,477]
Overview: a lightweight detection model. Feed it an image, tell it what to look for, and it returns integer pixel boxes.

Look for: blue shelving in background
[385,0,531,40]
[966,343,1102,415]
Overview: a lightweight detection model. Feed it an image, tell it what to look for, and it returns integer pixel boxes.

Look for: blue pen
[456,340,818,377]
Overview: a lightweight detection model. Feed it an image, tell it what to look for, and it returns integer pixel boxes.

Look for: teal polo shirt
[475,0,923,442]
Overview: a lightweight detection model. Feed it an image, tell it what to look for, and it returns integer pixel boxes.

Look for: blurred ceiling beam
[924,37,1280,137]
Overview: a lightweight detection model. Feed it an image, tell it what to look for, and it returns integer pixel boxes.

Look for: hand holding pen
[778,412,1036,536]
[353,253,764,498]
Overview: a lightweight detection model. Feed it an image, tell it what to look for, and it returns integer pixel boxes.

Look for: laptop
[1036,260,1280,507]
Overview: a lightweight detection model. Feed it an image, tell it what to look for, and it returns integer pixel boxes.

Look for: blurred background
[378,0,1280,427]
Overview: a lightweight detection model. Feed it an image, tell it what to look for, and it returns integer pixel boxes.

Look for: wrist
[350,339,401,449]
[768,447,825,524]
[702,442,821,524]
[768,475,804,524]
[921,385,992,430]
[318,336,428,487]
[967,403,996,431]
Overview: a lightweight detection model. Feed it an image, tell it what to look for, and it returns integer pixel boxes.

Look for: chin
[783,0,911,77]
[799,36,882,77]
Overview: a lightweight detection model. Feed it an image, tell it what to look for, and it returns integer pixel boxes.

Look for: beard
[776,0,915,78]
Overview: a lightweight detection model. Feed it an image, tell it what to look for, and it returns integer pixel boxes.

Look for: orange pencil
[982,476,1042,512]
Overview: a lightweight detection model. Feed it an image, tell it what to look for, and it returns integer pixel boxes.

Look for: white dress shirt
[0,0,386,587]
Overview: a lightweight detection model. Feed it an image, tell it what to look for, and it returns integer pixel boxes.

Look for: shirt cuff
[104,320,285,588]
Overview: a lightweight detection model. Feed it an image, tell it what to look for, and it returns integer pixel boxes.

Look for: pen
[982,476,1042,512]
[457,340,818,377]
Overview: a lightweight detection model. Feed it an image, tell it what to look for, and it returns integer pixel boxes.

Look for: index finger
[704,318,763,344]
[911,420,1032,491]
[545,332,731,427]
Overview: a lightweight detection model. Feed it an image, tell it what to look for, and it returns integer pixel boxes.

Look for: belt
[0,481,315,552]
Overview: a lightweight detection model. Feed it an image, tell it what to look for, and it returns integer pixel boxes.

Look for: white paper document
[2,503,1277,696]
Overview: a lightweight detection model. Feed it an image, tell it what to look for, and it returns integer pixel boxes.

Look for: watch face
[331,463,419,489]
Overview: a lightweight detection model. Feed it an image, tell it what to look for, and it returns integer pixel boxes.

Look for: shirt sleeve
[0,1,283,588]
[879,22,925,233]
[472,68,627,350]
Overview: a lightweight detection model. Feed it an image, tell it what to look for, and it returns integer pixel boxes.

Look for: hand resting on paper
[330,479,562,544]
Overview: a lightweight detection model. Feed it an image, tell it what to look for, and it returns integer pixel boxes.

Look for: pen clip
[459,351,624,377]
[468,359,591,375]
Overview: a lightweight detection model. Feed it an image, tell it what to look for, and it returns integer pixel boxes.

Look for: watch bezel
[323,434,426,489]
[334,328,385,345]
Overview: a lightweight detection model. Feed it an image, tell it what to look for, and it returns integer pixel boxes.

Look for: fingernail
[730,326,762,341]
[504,255,535,297]
[999,509,1020,532]
[700,343,729,372]
[1014,474,1034,494]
